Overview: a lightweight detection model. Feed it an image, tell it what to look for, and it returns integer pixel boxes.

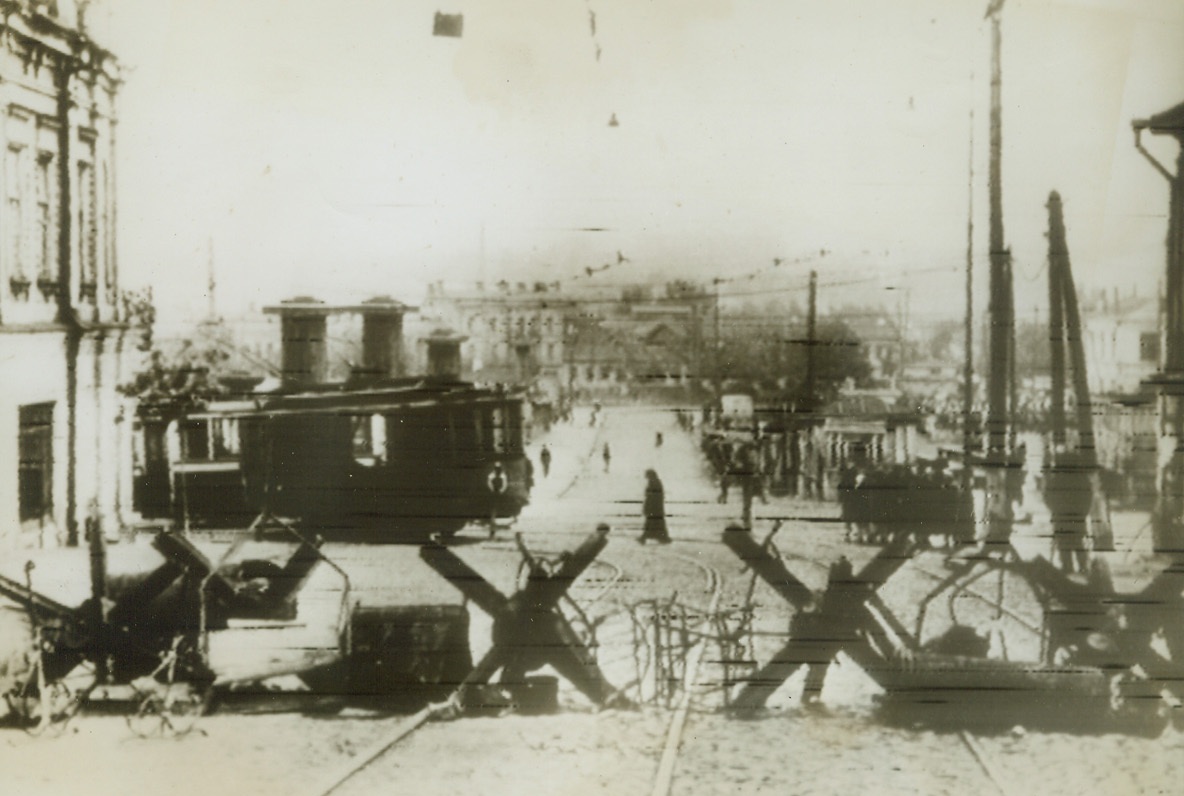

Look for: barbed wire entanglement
[625,596,756,710]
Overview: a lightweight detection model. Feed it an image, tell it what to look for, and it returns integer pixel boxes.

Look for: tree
[715,310,871,407]
[118,291,236,415]
[119,340,234,414]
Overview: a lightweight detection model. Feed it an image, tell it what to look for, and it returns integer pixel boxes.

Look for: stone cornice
[0,5,120,84]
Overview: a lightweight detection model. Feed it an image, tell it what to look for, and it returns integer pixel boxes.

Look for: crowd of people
[700,434,769,530]
[836,460,975,547]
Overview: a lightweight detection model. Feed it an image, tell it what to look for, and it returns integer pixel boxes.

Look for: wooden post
[1133,104,1184,552]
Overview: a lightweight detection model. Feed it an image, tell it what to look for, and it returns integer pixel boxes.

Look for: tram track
[479,516,731,796]
[319,413,1025,796]
[310,514,718,796]
[648,552,724,796]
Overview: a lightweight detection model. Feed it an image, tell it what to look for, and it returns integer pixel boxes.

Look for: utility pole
[895,287,910,392]
[713,277,722,402]
[1047,212,1066,451]
[984,0,1017,544]
[1134,101,1184,552]
[1047,192,1096,461]
[985,0,1013,460]
[805,270,818,411]
[206,237,217,322]
[963,109,977,481]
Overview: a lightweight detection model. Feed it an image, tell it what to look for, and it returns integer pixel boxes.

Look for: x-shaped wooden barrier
[723,525,922,711]
[419,527,627,710]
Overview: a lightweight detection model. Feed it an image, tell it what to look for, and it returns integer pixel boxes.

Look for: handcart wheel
[8,674,78,737]
[127,683,208,738]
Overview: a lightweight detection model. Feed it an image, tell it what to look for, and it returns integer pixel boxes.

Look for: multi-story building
[413,279,713,401]
[417,280,572,395]
[1081,289,1159,395]
[0,3,131,549]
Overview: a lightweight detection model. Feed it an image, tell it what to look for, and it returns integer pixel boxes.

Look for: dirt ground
[2,405,1183,795]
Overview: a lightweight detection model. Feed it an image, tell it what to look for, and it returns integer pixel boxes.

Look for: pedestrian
[603,442,612,473]
[639,469,671,544]
[737,445,758,530]
[540,445,552,478]
[655,431,663,448]
[487,462,508,539]
[837,464,858,542]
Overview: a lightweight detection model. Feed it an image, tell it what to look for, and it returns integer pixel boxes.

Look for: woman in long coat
[640,469,671,544]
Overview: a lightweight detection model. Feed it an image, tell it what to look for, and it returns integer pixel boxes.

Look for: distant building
[898,357,962,403]
[1080,288,1159,395]
[411,280,711,400]
[0,4,130,549]
[1077,288,1160,506]
[417,280,572,394]
[840,311,901,387]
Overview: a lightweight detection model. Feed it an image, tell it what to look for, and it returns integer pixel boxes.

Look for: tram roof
[187,380,524,419]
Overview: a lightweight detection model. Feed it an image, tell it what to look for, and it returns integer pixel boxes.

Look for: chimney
[423,328,468,380]
[264,298,329,388]
[359,296,411,380]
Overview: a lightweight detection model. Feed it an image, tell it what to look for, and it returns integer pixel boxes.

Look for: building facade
[1080,289,1159,395]
[0,3,132,549]
[417,281,571,394]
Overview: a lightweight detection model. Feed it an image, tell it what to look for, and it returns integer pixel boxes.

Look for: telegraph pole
[805,270,818,412]
[713,277,722,402]
[206,237,217,322]
[963,110,977,480]
[983,0,1017,543]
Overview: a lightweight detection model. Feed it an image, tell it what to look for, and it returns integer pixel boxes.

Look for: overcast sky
[92,0,1184,324]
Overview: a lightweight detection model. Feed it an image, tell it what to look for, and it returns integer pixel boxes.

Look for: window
[181,420,210,461]
[472,408,485,453]
[490,407,506,452]
[36,153,53,278]
[1140,332,1160,364]
[212,418,239,458]
[7,146,25,279]
[351,414,385,465]
[103,161,115,302]
[19,403,54,523]
[78,161,97,295]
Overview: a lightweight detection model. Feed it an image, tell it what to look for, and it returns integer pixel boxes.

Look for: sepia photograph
[1,1,1183,794]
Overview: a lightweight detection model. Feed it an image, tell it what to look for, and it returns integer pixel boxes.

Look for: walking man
[639,469,671,544]
[603,442,612,473]
[737,445,759,530]
[487,462,508,539]
[540,445,552,478]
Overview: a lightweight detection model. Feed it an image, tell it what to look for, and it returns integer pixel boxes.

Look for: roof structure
[1135,99,1184,137]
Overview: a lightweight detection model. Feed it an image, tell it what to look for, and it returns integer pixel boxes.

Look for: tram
[138,379,532,540]
[132,298,533,541]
